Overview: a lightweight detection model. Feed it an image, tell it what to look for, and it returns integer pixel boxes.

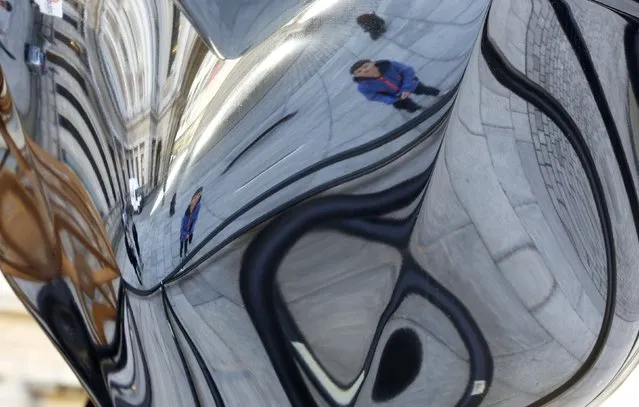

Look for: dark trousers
[132,224,141,258]
[392,83,440,112]
[180,235,193,257]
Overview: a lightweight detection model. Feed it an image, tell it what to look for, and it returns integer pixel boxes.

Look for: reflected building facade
[3,0,639,406]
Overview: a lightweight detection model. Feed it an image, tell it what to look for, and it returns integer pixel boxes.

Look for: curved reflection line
[160,285,202,407]
[291,341,366,405]
[161,287,227,407]
[165,101,453,285]
[222,111,298,175]
[105,287,151,407]
[481,17,616,407]
[240,164,493,407]
[270,175,493,407]
[549,0,639,252]
[28,138,118,264]
[121,289,154,407]
[550,1,639,401]
[124,84,458,296]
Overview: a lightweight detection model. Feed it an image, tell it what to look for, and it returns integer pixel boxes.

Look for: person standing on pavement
[131,221,143,270]
[350,59,440,113]
[124,233,142,283]
[169,192,176,217]
[180,187,203,258]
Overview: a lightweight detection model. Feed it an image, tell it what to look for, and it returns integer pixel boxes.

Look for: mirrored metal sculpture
[2,0,639,406]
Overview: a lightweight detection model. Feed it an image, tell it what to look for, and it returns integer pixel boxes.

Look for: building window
[62,13,79,30]
[54,31,84,60]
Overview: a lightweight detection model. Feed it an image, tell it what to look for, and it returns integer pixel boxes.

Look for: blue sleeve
[391,61,417,92]
[358,83,397,105]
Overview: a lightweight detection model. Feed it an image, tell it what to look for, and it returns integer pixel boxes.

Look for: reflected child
[180,187,203,257]
[350,59,440,113]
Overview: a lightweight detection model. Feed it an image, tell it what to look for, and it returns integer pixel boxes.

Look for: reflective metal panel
[2,0,639,406]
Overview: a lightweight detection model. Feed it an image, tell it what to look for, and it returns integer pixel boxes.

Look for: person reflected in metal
[350,59,440,113]
[356,12,386,40]
[131,221,142,267]
[180,187,203,258]
[124,232,142,284]
[169,192,176,217]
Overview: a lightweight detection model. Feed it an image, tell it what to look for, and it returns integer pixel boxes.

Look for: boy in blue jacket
[350,59,440,113]
[180,187,203,257]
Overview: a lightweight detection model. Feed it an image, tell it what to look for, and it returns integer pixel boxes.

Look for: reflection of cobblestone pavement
[525,0,639,318]
[416,0,639,405]
[407,0,638,404]
[526,0,606,296]
[529,112,606,295]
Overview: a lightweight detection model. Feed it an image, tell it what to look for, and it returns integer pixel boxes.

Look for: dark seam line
[585,1,639,23]
[548,0,639,237]
[163,288,226,406]
[56,84,118,202]
[165,103,452,284]
[624,24,639,183]
[160,285,202,407]
[124,84,459,296]
[46,52,88,93]
[58,114,112,207]
[222,111,298,174]
[239,151,493,407]
[187,42,307,162]
[481,15,616,407]
[551,2,639,403]
[0,149,9,170]
[119,290,154,407]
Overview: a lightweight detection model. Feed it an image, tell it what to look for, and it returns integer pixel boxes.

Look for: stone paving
[410,0,639,405]
[525,2,607,298]
[117,0,639,405]
[123,0,486,289]
[118,1,493,405]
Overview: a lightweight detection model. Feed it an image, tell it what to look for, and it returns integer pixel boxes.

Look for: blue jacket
[354,60,419,105]
[180,202,201,241]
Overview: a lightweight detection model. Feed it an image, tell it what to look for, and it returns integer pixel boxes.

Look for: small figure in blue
[180,187,203,257]
[350,59,440,113]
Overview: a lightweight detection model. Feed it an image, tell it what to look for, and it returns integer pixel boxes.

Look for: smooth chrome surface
[2,0,639,406]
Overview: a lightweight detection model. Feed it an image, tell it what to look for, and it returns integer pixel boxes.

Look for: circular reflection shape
[371,328,422,402]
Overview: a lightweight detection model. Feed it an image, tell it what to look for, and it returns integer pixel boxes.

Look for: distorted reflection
[350,59,441,112]
[179,186,203,258]
[2,0,639,406]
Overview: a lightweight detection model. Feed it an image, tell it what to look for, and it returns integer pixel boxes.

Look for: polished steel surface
[2,0,639,406]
